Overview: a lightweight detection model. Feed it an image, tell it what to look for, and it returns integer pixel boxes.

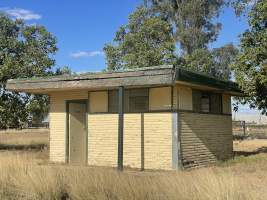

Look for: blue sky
[0,0,258,115]
[0,0,249,72]
[0,0,142,72]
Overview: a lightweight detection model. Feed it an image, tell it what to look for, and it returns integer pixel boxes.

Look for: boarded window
[108,88,149,113]
[192,90,222,114]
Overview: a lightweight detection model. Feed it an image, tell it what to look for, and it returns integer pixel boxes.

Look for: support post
[141,113,144,171]
[172,112,178,169]
[118,86,124,171]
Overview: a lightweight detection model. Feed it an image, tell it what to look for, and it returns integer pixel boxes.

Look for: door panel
[68,102,87,164]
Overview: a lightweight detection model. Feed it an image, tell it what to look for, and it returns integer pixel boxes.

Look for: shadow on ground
[234,147,267,157]
[0,144,47,151]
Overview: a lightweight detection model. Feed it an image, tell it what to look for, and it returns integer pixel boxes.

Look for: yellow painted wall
[149,87,172,110]
[222,94,232,114]
[144,113,172,170]
[124,114,141,168]
[177,85,193,110]
[87,112,172,170]
[89,91,108,113]
[49,90,88,163]
[88,114,118,167]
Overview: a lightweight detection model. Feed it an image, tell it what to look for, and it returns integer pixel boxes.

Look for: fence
[233,121,267,139]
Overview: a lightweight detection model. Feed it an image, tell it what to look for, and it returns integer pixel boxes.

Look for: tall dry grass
[0,130,267,200]
[0,129,48,147]
[0,152,266,200]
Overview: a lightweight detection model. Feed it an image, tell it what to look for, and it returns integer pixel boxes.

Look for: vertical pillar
[141,113,144,171]
[118,86,124,171]
[172,112,178,169]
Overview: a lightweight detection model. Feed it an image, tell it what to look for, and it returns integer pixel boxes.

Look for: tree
[0,14,57,128]
[104,6,176,71]
[211,43,238,80]
[55,66,72,75]
[179,43,238,80]
[232,0,267,114]
[144,0,225,55]
[142,0,239,80]
[230,0,258,16]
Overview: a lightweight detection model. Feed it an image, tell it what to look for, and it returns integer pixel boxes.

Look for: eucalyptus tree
[0,14,57,128]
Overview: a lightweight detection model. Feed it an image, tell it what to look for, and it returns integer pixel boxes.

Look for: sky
[0,0,262,119]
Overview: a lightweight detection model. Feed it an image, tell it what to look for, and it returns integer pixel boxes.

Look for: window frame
[107,86,174,114]
[192,89,223,114]
[200,92,211,113]
[108,88,150,113]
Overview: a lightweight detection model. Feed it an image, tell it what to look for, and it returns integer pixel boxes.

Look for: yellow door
[68,102,87,164]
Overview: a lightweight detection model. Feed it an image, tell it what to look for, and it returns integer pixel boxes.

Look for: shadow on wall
[180,112,233,168]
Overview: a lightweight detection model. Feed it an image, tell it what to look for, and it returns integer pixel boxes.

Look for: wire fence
[233,121,267,140]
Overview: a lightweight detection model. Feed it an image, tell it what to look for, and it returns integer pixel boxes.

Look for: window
[108,88,149,113]
[108,90,118,113]
[210,93,222,114]
[201,94,210,112]
[192,90,222,114]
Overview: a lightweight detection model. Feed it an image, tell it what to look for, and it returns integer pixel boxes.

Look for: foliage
[104,6,176,71]
[0,14,57,128]
[230,0,258,16]
[178,43,238,80]
[55,66,72,75]
[232,0,267,114]
[26,95,49,125]
[212,43,238,80]
[144,0,225,55]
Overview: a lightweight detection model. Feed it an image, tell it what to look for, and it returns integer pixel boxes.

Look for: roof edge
[175,67,242,94]
[8,65,174,83]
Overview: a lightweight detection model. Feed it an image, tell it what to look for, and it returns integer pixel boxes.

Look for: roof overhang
[6,66,174,94]
[6,65,243,96]
[175,68,243,96]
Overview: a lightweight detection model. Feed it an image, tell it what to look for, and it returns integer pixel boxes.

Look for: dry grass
[234,139,267,152]
[0,152,267,200]
[0,129,267,199]
[0,128,48,146]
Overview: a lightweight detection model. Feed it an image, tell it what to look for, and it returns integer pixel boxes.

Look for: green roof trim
[175,67,242,93]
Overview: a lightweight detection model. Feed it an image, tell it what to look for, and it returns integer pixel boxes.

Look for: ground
[0,128,267,200]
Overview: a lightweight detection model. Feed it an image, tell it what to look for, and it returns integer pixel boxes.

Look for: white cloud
[70,51,104,58]
[0,7,41,20]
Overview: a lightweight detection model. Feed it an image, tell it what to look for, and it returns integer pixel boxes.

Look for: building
[6,65,242,170]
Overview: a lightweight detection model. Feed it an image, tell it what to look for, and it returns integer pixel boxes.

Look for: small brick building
[7,65,242,170]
